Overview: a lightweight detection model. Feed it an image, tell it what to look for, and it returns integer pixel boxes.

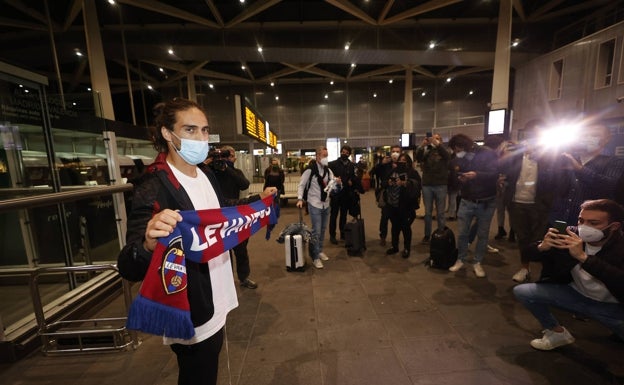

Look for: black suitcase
[428,226,458,269]
[344,216,366,256]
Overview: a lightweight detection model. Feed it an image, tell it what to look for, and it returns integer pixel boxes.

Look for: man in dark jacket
[415,133,450,243]
[447,133,498,278]
[328,145,363,244]
[210,145,258,289]
[499,123,558,282]
[514,199,624,350]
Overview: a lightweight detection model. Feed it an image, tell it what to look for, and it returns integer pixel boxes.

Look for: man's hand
[144,209,182,252]
[296,199,304,209]
[260,186,278,199]
[458,171,476,182]
[561,153,582,171]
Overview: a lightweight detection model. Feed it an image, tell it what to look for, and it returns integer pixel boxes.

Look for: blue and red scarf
[127,195,277,339]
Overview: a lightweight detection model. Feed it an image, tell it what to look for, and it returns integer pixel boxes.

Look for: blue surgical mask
[170,131,209,165]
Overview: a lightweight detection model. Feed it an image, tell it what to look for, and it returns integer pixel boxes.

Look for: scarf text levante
[127,195,277,339]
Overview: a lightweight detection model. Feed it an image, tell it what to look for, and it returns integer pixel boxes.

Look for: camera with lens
[208,148,231,171]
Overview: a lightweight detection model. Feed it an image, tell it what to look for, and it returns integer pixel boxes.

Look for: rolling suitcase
[285,234,307,272]
[428,226,458,269]
[344,215,366,256]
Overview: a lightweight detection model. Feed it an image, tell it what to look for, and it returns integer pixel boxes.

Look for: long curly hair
[149,98,205,153]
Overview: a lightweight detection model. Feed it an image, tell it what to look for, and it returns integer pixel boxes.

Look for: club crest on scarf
[161,236,187,295]
[126,194,279,340]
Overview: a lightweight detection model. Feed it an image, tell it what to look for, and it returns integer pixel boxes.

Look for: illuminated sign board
[234,95,278,149]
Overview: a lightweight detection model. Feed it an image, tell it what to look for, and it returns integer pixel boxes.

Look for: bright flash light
[538,124,581,148]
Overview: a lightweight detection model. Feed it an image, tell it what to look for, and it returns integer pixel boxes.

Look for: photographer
[384,152,421,258]
[514,199,624,350]
[549,123,624,226]
[207,145,258,289]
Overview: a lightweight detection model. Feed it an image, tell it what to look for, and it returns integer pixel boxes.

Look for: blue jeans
[514,283,624,339]
[308,204,329,260]
[457,198,496,263]
[422,185,448,237]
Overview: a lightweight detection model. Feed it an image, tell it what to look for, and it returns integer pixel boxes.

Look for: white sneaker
[530,328,575,351]
[487,245,499,253]
[319,252,329,261]
[512,268,530,283]
[473,262,486,278]
[313,259,324,269]
[449,260,465,272]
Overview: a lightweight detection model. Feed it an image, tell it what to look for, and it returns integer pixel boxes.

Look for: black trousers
[387,206,415,250]
[231,239,250,281]
[329,196,349,239]
[379,206,389,239]
[170,327,224,385]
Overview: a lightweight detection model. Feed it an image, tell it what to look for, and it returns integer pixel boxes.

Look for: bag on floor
[344,216,366,256]
[429,226,457,269]
[285,234,307,272]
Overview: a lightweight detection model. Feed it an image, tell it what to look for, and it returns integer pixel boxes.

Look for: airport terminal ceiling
[1,1,622,91]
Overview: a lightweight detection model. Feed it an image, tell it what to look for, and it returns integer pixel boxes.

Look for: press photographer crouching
[513,199,624,350]
[205,146,259,289]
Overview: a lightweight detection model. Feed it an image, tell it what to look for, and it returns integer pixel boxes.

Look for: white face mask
[585,137,601,153]
[577,224,611,243]
[390,152,400,161]
[455,151,466,158]
[319,157,329,167]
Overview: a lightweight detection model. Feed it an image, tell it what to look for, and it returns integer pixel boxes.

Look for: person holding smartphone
[514,199,624,350]
[415,132,450,244]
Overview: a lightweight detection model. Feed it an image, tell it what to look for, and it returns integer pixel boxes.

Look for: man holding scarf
[118,98,276,385]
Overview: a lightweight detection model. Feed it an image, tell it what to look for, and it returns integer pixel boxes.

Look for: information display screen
[235,95,277,149]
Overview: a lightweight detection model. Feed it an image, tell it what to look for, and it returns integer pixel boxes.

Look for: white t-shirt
[164,163,238,345]
[569,243,618,303]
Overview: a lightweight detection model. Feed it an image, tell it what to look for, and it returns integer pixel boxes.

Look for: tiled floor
[1,191,623,385]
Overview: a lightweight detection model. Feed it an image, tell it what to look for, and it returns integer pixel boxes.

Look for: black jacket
[457,145,498,200]
[117,152,257,327]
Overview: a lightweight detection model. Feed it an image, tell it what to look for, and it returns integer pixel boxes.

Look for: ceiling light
[324,94,329,99]
[344,43,350,50]
[275,96,279,101]
[270,81,275,87]
[240,0,245,3]
[388,79,393,84]
[72,102,77,106]
[373,93,377,98]
[168,48,174,55]
[241,65,246,70]
[147,84,153,90]
[74,49,83,57]
[159,67,164,72]
[208,83,214,89]
[446,77,452,83]
[257,46,263,53]
[330,80,334,85]
[512,38,521,47]
[87,87,91,91]
[468,90,474,95]
[429,42,436,49]
[350,63,356,68]
[107,0,116,5]
[421,91,426,97]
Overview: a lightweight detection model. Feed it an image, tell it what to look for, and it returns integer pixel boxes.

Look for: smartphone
[426,132,432,138]
[553,220,568,234]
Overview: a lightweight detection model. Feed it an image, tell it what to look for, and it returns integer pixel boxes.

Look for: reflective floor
[1,191,623,385]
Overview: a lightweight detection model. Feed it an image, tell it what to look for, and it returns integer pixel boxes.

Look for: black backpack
[428,226,458,269]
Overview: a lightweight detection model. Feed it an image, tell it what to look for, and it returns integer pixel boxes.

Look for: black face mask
[340,154,349,161]
[272,165,279,171]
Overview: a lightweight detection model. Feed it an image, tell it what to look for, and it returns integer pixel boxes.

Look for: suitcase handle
[299,207,304,223]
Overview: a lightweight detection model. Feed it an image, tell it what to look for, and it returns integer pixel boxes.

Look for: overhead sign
[234,94,278,149]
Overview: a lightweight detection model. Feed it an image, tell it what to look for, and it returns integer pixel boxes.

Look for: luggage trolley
[29,264,139,355]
